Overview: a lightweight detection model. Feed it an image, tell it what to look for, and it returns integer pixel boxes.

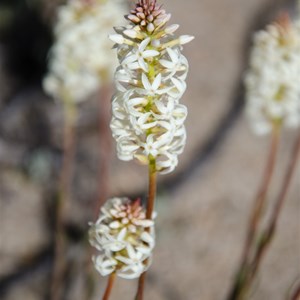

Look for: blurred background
[0,0,299,299]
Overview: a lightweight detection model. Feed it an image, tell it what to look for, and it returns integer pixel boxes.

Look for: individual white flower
[121,37,160,72]
[245,14,300,135]
[89,197,155,279]
[110,0,193,173]
[43,0,126,103]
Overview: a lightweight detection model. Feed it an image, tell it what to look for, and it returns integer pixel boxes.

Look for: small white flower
[89,197,155,279]
[122,37,160,72]
[92,255,117,277]
[140,73,170,96]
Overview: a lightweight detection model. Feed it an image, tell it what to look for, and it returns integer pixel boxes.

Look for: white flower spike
[245,13,300,135]
[110,0,194,174]
[89,197,155,279]
[43,0,126,103]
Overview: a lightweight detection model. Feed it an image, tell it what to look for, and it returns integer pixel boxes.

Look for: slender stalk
[135,157,157,300]
[51,97,77,300]
[242,127,280,265]
[85,83,112,300]
[249,129,300,283]
[227,127,280,300]
[95,84,112,217]
[102,273,116,300]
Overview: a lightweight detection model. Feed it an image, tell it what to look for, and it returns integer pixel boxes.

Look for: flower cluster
[245,15,300,135]
[110,0,193,174]
[43,0,126,102]
[89,197,155,279]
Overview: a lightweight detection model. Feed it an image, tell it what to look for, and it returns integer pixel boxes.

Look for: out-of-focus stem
[249,129,300,284]
[51,96,77,300]
[102,273,116,300]
[242,127,280,265]
[135,157,157,300]
[85,83,112,300]
[95,83,112,218]
[227,126,280,300]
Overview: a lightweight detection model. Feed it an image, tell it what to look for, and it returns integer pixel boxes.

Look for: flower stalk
[227,126,280,300]
[96,83,113,215]
[135,157,157,300]
[103,273,116,300]
[241,126,280,270]
[250,129,300,278]
[229,129,300,300]
[51,96,77,300]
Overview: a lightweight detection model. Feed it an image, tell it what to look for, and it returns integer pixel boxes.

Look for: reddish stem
[250,129,300,281]
[102,273,116,300]
[95,84,113,218]
[241,127,280,267]
[135,158,157,300]
[227,127,280,300]
[51,98,77,300]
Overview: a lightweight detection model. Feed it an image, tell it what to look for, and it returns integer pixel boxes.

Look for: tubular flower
[245,15,300,135]
[110,0,194,174]
[43,0,126,102]
[89,197,155,279]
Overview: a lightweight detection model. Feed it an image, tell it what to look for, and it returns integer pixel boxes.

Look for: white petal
[152,73,162,91]
[167,47,179,63]
[117,269,142,279]
[139,37,151,52]
[171,77,186,93]
[115,255,133,265]
[141,232,154,245]
[165,24,179,34]
[122,54,138,65]
[101,259,118,268]
[127,62,140,70]
[109,221,121,229]
[123,29,138,38]
[142,73,152,91]
[179,35,195,45]
[117,227,127,241]
[159,59,175,69]
[109,34,124,44]
[126,244,136,259]
[136,246,152,255]
[138,57,149,72]
[128,97,148,106]
[142,50,160,58]
[105,242,125,252]
[133,219,154,227]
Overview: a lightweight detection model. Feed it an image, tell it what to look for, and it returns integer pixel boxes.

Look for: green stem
[135,157,157,300]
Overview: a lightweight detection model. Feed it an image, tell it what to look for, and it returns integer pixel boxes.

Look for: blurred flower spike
[43,0,126,102]
[245,13,300,135]
[89,197,155,279]
[110,0,194,174]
